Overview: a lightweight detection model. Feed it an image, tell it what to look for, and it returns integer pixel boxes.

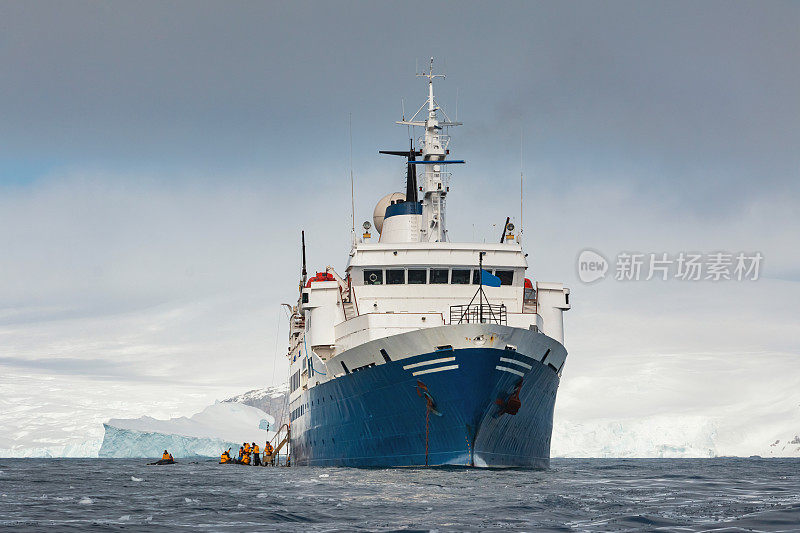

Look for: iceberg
[99,401,275,458]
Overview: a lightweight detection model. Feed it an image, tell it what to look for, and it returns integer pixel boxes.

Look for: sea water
[0,458,798,531]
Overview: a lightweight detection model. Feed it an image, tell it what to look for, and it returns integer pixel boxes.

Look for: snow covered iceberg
[99,401,274,458]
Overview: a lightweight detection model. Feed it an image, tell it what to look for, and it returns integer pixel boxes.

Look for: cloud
[0,2,798,455]
[2,3,797,206]
[0,356,157,381]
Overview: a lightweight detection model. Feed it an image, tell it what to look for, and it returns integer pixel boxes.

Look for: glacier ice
[551,415,719,458]
[98,401,275,458]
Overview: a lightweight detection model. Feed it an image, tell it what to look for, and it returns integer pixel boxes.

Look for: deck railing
[450,303,507,325]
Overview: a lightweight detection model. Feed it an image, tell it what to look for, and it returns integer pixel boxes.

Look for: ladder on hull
[262,423,291,467]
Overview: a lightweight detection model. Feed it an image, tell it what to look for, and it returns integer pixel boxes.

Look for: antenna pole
[520,127,523,243]
[479,252,484,323]
[402,98,409,138]
[301,231,307,284]
[349,113,355,241]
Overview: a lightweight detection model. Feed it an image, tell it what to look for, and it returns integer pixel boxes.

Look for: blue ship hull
[290,346,560,467]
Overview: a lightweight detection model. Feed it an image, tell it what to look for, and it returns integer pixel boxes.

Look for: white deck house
[287,240,570,411]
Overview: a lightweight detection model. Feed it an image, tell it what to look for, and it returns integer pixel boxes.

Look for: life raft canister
[305,272,335,287]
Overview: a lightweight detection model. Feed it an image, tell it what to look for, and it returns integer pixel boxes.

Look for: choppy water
[0,458,798,532]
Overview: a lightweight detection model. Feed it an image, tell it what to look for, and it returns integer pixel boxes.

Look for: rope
[425,406,430,466]
[416,380,435,466]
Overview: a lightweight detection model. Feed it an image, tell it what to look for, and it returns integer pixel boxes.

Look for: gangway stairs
[262,423,291,467]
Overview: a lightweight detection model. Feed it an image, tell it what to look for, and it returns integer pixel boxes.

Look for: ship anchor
[495,379,523,416]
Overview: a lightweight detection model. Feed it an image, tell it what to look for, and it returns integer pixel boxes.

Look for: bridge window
[408,269,427,284]
[363,269,383,285]
[471,270,481,284]
[430,268,449,284]
[386,269,405,285]
[495,270,514,286]
[451,269,470,284]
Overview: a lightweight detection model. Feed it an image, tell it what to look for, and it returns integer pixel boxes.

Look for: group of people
[219,441,274,466]
[150,450,175,465]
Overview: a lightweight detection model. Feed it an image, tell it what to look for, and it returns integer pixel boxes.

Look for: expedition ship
[284,60,570,467]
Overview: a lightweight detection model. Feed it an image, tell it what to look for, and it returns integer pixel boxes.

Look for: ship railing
[449,303,507,325]
[417,134,451,151]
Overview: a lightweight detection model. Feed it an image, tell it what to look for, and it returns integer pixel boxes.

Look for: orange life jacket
[253,444,260,454]
[162,451,170,460]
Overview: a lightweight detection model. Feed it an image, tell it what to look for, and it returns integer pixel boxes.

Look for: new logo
[577,249,608,283]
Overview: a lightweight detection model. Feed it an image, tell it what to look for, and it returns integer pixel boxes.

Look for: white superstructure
[286,59,570,419]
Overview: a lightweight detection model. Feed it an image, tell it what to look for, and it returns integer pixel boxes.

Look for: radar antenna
[394,57,464,242]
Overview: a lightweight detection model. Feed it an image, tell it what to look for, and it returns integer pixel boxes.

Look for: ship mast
[397,57,463,242]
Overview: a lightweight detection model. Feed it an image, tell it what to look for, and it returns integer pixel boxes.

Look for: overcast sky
[1,1,798,456]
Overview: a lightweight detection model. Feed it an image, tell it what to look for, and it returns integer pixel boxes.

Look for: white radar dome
[373,192,406,234]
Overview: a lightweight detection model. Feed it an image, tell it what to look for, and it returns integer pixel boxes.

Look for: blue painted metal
[384,201,423,219]
[480,269,502,287]
[290,347,560,468]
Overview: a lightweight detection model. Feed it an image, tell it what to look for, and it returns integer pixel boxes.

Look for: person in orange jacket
[220,448,231,463]
[265,442,274,465]
[252,442,261,466]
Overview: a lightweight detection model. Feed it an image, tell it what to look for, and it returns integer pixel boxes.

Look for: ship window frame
[302,293,309,303]
[451,269,470,284]
[471,270,481,284]
[407,269,427,284]
[386,269,405,285]
[363,269,384,286]
[495,269,514,286]
[430,268,449,284]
